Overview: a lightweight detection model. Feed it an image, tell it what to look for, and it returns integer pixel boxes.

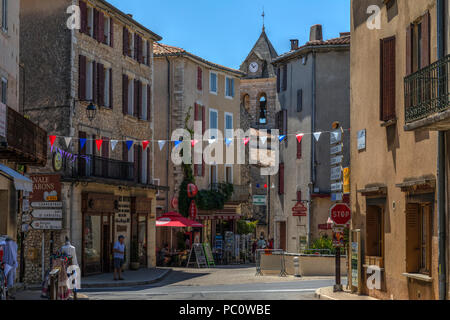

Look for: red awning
[156,212,204,228]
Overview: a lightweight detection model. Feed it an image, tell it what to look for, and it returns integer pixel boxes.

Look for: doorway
[279,221,286,251]
[102,222,111,273]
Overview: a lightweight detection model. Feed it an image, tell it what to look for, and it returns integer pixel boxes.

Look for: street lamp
[85,102,97,122]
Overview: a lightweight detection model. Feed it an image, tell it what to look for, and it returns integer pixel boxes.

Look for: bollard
[293,256,301,277]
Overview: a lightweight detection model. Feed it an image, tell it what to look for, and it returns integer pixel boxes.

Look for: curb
[315,288,338,300]
[81,269,172,289]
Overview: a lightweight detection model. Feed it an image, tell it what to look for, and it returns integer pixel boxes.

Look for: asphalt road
[82,266,339,300]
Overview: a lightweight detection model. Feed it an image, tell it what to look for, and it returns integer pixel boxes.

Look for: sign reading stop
[329,203,351,225]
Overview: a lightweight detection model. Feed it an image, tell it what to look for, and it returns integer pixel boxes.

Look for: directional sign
[331,155,344,166]
[330,129,343,145]
[332,193,343,202]
[22,214,32,223]
[330,144,343,155]
[253,195,267,206]
[31,220,62,230]
[331,167,343,181]
[331,182,343,192]
[31,202,63,208]
[31,209,63,219]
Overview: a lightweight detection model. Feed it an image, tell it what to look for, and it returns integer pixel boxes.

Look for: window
[259,95,267,124]
[194,103,205,177]
[210,72,218,94]
[282,64,288,91]
[209,109,218,139]
[1,0,7,31]
[406,11,430,75]
[242,94,250,111]
[210,165,218,185]
[225,77,235,98]
[366,206,384,258]
[297,89,303,112]
[104,16,111,46]
[127,78,134,115]
[276,67,281,93]
[225,165,233,184]
[142,39,148,65]
[380,36,396,121]
[277,109,288,136]
[225,112,233,139]
[142,83,148,120]
[86,60,94,101]
[87,6,94,37]
[197,67,203,91]
[153,179,160,196]
[103,68,111,108]
[129,31,135,58]
[1,78,6,104]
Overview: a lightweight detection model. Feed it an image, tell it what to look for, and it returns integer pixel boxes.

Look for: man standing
[113,235,125,281]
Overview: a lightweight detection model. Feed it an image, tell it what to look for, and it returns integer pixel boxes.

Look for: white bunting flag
[158,140,166,151]
[64,137,72,148]
[260,136,267,145]
[110,140,118,151]
[208,139,216,144]
[313,132,322,142]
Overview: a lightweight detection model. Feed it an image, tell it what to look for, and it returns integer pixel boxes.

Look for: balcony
[65,155,134,182]
[0,105,47,166]
[404,55,450,131]
[210,183,251,203]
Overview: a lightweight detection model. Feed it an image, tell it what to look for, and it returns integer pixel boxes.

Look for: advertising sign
[333,230,345,247]
[189,200,198,220]
[343,167,350,194]
[29,175,62,202]
[292,202,308,217]
[0,102,6,138]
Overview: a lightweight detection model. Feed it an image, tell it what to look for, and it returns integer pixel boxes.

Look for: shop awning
[197,214,240,221]
[0,164,33,192]
[156,212,204,228]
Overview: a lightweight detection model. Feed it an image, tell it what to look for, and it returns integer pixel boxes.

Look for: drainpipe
[437,0,447,301]
[308,50,317,248]
[165,56,171,212]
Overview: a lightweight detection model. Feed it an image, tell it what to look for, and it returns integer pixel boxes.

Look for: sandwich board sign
[186,243,208,268]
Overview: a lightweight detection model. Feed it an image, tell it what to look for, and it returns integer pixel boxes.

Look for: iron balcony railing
[405,54,450,123]
[70,155,134,182]
[0,105,47,166]
[210,183,251,203]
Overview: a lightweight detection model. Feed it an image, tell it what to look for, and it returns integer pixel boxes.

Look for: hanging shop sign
[52,152,63,172]
[252,195,267,206]
[187,184,199,198]
[171,197,179,210]
[31,209,63,219]
[189,200,198,221]
[29,174,62,202]
[30,220,62,230]
[292,202,308,217]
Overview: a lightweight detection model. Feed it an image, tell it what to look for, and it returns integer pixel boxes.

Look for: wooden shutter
[122,74,128,114]
[406,24,413,76]
[279,163,285,195]
[134,79,139,118]
[93,9,99,40]
[366,206,381,257]
[98,11,105,44]
[92,61,98,104]
[202,106,206,177]
[110,19,114,48]
[197,67,202,91]
[123,27,129,56]
[405,203,420,273]
[122,141,128,162]
[79,1,88,34]
[380,37,396,121]
[297,89,303,112]
[276,67,281,93]
[138,81,143,119]
[147,148,151,185]
[109,69,113,109]
[78,55,86,100]
[134,33,138,61]
[194,103,199,176]
[79,131,87,176]
[146,40,150,66]
[97,63,104,106]
[282,64,288,91]
[297,138,302,159]
[147,84,151,121]
[421,11,430,68]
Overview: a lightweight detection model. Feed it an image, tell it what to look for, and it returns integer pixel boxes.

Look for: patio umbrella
[156,212,204,250]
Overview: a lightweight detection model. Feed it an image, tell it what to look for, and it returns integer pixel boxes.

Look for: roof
[273,33,350,64]
[153,43,245,77]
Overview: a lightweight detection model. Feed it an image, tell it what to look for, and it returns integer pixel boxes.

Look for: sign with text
[253,195,267,206]
[331,166,342,181]
[343,167,350,194]
[31,220,62,230]
[330,155,343,166]
[29,175,62,202]
[292,202,308,217]
[330,144,343,155]
[330,129,343,145]
[357,129,366,151]
[330,203,351,225]
[31,209,63,219]
[31,202,63,208]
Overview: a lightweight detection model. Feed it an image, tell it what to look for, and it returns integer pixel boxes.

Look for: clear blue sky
[108,0,350,69]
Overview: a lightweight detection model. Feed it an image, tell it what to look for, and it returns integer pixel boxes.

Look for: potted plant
[130,240,140,270]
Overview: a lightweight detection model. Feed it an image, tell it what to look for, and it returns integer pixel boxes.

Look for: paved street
[82,265,341,300]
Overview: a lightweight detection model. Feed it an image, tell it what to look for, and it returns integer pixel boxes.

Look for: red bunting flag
[142,141,150,150]
[191,140,198,147]
[49,135,57,147]
[296,134,305,143]
[244,138,250,146]
[95,139,103,152]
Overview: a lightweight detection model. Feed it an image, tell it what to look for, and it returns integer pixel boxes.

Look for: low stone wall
[260,253,347,277]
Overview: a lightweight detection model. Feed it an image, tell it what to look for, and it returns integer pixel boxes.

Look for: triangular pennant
[110,140,118,151]
[225,138,233,147]
[191,140,198,147]
[296,134,305,144]
[174,141,182,148]
[243,138,250,146]
[64,137,72,148]
[260,136,267,145]
[80,138,87,150]
[49,135,57,147]
[313,132,322,142]
[126,140,134,151]
[158,140,166,151]
[142,141,150,151]
[278,135,286,142]
[95,139,103,152]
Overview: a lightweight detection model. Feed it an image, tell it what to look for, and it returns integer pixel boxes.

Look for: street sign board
[330,144,343,155]
[31,202,63,208]
[253,195,267,206]
[330,130,343,145]
[331,167,342,181]
[331,155,343,166]
[22,214,32,223]
[357,129,366,151]
[31,209,63,219]
[330,203,351,225]
[22,199,30,212]
[331,182,343,192]
[331,193,343,202]
[30,220,62,230]
[21,224,30,232]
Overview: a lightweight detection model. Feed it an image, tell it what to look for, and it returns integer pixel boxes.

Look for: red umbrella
[156,212,204,228]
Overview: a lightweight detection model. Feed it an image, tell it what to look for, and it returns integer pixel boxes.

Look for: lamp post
[75,100,97,122]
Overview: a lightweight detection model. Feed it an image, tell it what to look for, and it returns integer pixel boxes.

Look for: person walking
[257,236,267,250]
[113,235,125,281]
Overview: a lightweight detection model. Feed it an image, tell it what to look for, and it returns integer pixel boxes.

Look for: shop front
[130,197,152,267]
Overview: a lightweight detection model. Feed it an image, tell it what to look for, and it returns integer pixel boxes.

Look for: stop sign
[329,203,351,225]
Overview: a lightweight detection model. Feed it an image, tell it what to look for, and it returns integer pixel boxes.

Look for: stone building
[273,26,350,252]
[239,26,280,242]
[350,0,445,300]
[153,43,248,254]
[20,0,163,282]
[0,0,47,285]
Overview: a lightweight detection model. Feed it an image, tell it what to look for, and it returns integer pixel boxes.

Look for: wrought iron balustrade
[70,155,134,182]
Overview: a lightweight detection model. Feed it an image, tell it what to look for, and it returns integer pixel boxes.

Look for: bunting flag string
[296,134,304,144]
[111,140,119,151]
[260,136,267,145]
[142,140,150,151]
[95,139,103,152]
[64,137,72,148]
[158,140,166,151]
[126,140,134,151]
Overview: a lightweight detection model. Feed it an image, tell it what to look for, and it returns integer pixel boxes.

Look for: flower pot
[130,262,140,270]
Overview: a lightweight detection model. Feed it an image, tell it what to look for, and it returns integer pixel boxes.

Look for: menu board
[203,243,215,266]
[193,243,208,267]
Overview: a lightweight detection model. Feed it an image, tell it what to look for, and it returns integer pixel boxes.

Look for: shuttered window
[97,63,104,106]
[123,27,129,56]
[380,36,396,122]
[366,206,383,257]
[197,67,203,91]
[282,64,288,91]
[276,67,281,93]
[278,163,285,195]
[134,79,140,118]
[122,74,128,114]
[194,103,201,176]
[79,1,87,34]
[78,55,86,100]
[405,203,420,273]
[147,84,151,121]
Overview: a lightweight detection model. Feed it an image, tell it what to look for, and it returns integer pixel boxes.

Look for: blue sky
[108,0,350,69]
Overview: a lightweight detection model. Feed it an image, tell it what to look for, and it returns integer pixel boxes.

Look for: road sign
[330,144,343,155]
[330,129,343,144]
[31,202,63,208]
[331,193,343,202]
[22,214,32,223]
[21,224,30,232]
[30,220,62,230]
[292,202,308,217]
[253,195,267,206]
[331,167,342,181]
[22,199,30,212]
[331,182,343,192]
[31,209,63,219]
[330,203,351,225]
[331,155,343,166]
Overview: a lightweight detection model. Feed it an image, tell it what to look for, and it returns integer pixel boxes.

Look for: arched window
[259,94,267,124]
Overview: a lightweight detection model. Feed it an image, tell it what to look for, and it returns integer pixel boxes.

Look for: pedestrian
[113,235,125,281]
[268,238,274,249]
[257,235,267,249]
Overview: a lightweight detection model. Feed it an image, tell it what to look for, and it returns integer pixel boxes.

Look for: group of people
[251,235,274,256]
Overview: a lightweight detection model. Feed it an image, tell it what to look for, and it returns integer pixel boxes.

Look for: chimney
[127,14,133,18]
[309,24,323,42]
[290,39,299,50]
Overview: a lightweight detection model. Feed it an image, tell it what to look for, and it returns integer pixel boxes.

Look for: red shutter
[147,84,151,121]
[194,103,199,176]
[197,67,202,90]
[97,63,104,106]
[98,11,105,44]
[406,24,413,76]
[109,69,113,109]
[110,19,114,48]
[380,37,396,121]
[147,148,151,185]
[79,131,87,175]
[297,139,302,159]
[123,27,129,56]
[421,11,430,68]
[79,1,88,34]
[93,9,99,40]
[279,163,285,195]
[202,106,206,177]
[134,79,139,118]
[123,141,128,162]
[78,55,86,100]
[122,74,128,114]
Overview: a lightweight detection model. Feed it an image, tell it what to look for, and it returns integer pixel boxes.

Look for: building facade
[273,26,350,252]
[20,0,163,282]
[350,0,441,299]
[153,43,247,254]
